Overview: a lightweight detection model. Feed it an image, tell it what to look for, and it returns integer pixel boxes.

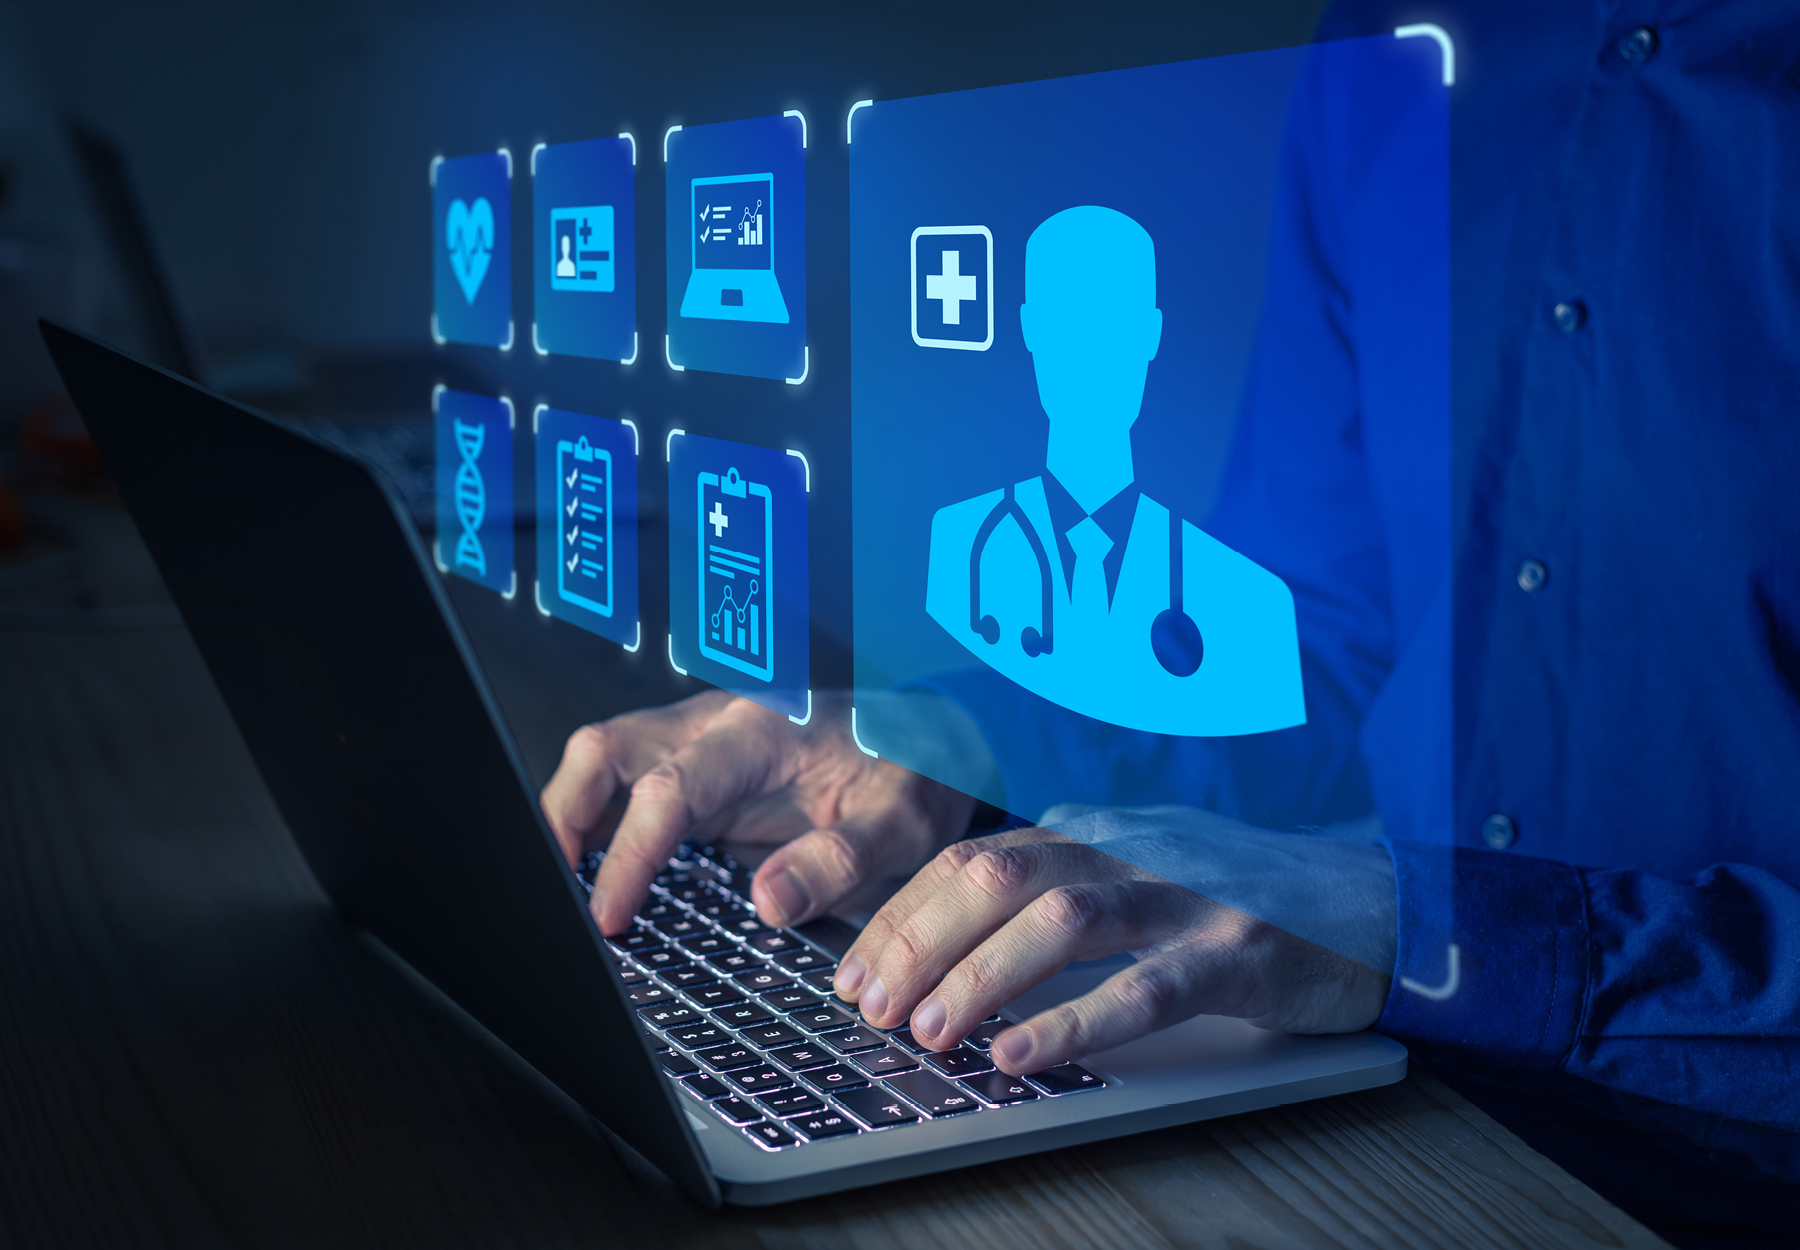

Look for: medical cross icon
[709,500,730,538]
[911,225,994,351]
[926,251,977,324]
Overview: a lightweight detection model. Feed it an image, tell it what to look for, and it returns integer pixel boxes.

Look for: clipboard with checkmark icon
[556,435,613,616]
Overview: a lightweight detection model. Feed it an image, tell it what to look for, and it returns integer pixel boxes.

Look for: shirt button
[1516,558,1549,592]
[1552,301,1587,334]
[1619,27,1658,63]
[1481,813,1517,850]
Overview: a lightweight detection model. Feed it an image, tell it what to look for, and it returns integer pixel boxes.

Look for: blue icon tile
[668,431,809,721]
[665,114,807,382]
[433,152,513,348]
[533,137,636,361]
[434,387,515,596]
[535,406,639,648]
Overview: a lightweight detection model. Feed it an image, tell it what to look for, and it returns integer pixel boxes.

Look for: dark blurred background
[0,0,1329,779]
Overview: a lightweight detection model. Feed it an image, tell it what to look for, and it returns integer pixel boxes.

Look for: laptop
[41,321,1404,1207]
[678,173,791,323]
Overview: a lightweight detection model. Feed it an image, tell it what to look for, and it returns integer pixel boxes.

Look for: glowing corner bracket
[665,334,685,372]
[1395,23,1455,86]
[499,321,516,353]
[529,142,546,175]
[620,418,640,454]
[1399,943,1461,1001]
[501,571,518,601]
[785,345,809,386]
[620,332,640,367]
[620,132,637,165]
[783,109,807,148]
[850,707,879,758]
[845,100,873,144]
[499,396,516,429]
[533,579,551,617]
[785,447,810,492]
[430,314,446,346]
[428,155,444,186]
[623,620,641,653]
[788,689,812,727]
[911,225,994,352]
[532,323,548,356]
[532,403,548,433]
[431,383,447,412]
[668,632,689,676]
[665,427,685,462]
[497,146,513,178]
[662,125,683,162]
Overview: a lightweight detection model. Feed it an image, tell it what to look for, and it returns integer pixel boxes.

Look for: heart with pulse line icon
[445,197,494,303]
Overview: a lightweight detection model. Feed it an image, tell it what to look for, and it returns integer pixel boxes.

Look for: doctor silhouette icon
[924,206,1305,737]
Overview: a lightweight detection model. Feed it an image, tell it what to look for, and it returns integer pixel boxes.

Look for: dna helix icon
[451,418,487,576]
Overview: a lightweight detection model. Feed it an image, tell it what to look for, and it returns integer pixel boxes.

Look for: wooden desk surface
[0,503,1670,1249]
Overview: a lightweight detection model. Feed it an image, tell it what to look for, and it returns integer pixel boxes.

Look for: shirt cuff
[1376,839,1590,1073]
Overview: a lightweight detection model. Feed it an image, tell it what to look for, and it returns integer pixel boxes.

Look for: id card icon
[558,436,613,614]
[699,466,773,679]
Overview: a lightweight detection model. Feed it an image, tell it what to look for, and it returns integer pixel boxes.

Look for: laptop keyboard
[576,842,1106,1153]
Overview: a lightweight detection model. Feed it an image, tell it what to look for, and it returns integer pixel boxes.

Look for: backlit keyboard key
[1026,1063,1105,1096]
[923,1047,995,1078]
[666,1023,729,1050]
[727,1066,794,1097]
[801,969,840,994]
[747,930,802,955]
[758,1090,825,1119]
[654,915,706,939]
[774,948,832,973]
[660,1051,700,1077]
[707,950,760,975]
[803,1063,870,1093]
[767,1043,835,1072]
[964,1019,1010,1051]
[611,929,662,953]
[854,1045,921,1077]
[745,1121,796,1149]
[740,1021,804,1050]
[764,988,822,1013]
[659,965,716,990]
[723,916,767,938]
[712,1001,776,1029]
[790,1110,860,1141]
[681,1073,730,1101]
[823,1027,888,1054]
[960,1070,1039,1105]
[688,983,747,1009]
[680,934,732,957]
[792,1004,858,1034]
[884,1071,981,1117]
[713,1097,762,1125]
[887,1028,929,1054]
[626,984,674,1008]
[696,1043,759,1071]
[733,968,795,994]
[635,948,687,972]
[835,1085,923,1128]
[637,1005,701,1031]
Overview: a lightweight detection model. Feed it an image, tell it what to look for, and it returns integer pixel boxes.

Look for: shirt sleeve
[1381,840,1800,1141]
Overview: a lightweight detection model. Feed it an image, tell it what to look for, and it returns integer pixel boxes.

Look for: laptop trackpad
[721,289,744,306]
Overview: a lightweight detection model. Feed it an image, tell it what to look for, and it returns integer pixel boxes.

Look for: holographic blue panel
[434,387,514,596]
[432,153,512,348]
[535,406,638,647]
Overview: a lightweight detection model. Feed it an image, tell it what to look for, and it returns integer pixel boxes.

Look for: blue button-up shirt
[930,0,1799,1233]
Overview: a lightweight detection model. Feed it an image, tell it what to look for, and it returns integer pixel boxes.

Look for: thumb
[750,809,924,927]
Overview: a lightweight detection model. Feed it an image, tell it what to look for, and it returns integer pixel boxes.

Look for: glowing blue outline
[624,620,641,653]
[430,314,445,346]
[1395,23,1455,85]
[502,570,517,601]
[431,383,446,412]
[532,323,548,356]
[666,427,685,461]
[433,540,448,573]
[785,447,810,492]
[620,132,637,165]
[621,332,639,366]
[669,632,688,676]
[429,155,443,186]
[788,689,812,727]
[846,100,873,144]
[529,142,546,175]
[785,345,809,386]
[621,417,640,454]
[532,403,547,433]
[499,320,516,353]
[533,579,552,618]
[499,395,516,430]
[663,125,682,162]
[783,109,807,148]
[1400,943,1461,999]
[850,707,878,758]
[498,147,513,179]
[910,225,994,351]
[665,333,684,372]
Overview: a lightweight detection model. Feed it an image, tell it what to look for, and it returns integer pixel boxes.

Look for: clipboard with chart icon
[698,466,774,681]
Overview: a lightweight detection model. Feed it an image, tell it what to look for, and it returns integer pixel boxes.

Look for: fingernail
[914,996,946,1041]
[763,868,812,926]
[993,1027,1034,1070]
[834,953,866,997]
[860,976,890,1021]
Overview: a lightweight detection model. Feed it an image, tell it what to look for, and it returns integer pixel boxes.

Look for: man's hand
[540,691,973,934]
[830,826,1393,1076]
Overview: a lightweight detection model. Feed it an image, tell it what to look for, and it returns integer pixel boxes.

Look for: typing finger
[590,699,795,933]
[832,828,1058,1004]
[540,690,732,865]
[852,840,1127,1030]
[909,880,1202,1050]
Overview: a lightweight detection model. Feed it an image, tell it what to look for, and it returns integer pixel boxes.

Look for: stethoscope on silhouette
[967,484,1206,677]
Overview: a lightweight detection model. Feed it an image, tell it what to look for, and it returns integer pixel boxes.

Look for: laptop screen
[692,175,773,272]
